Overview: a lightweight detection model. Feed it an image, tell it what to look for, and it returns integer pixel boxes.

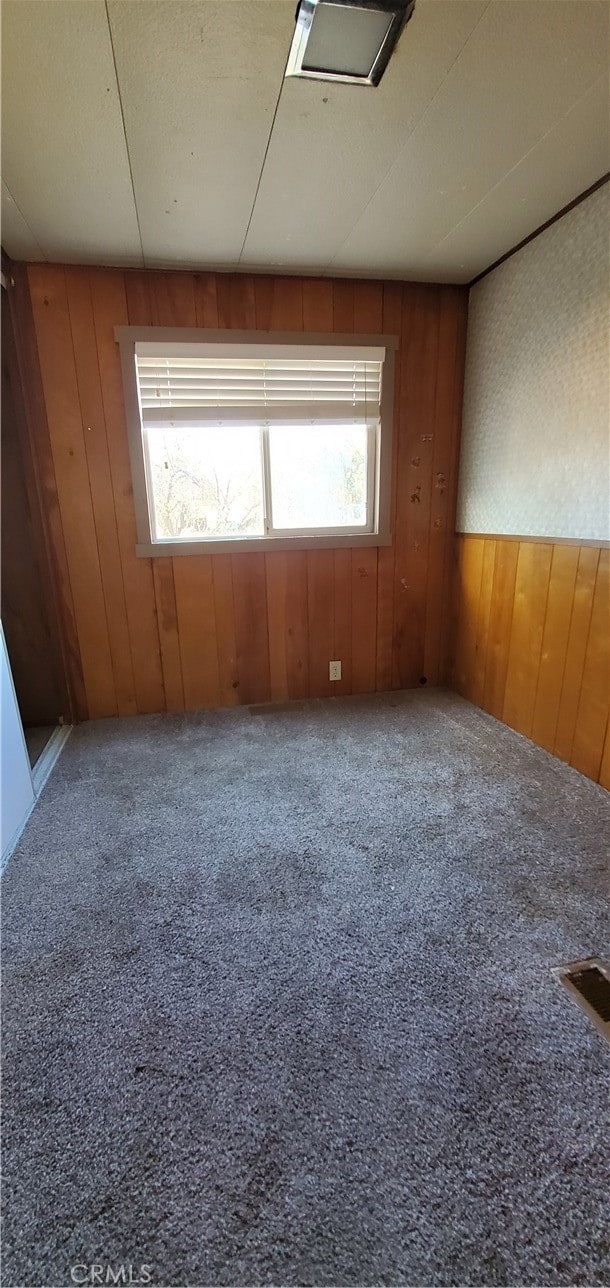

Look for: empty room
[1,2,609,1286]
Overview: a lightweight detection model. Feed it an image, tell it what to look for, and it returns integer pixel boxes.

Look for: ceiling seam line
[2,180,48,261]
[104,0,145,267]
[236,32,294,267]
[322,0,493,275]
[422,72,610,271]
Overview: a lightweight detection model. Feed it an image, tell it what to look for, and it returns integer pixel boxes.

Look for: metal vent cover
[553,956,610,1043]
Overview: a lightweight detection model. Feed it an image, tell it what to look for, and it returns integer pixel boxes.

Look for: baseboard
[2,725,72,873]
[31,723,72,796]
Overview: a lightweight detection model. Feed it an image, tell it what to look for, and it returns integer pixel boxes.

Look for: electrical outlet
[329,660,342,681]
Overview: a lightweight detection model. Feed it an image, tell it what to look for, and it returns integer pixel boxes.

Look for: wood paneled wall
[451,535,610,787]
[22,265,467,721]
[1,288,70,725]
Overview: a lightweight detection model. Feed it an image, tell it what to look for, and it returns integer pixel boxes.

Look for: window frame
[115,326,397,557]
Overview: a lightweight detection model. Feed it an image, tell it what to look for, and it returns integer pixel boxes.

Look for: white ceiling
[1,0,608,283]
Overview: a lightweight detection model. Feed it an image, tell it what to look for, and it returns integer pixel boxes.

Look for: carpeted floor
[2,689,609,1288]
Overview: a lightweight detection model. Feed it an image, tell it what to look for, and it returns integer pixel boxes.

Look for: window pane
[146,426,264,541]
[269,424,368,530]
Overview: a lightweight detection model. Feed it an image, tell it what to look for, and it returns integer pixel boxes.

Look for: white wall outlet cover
[329,660,342,681]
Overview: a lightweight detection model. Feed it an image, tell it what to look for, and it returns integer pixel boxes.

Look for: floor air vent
[553,957,610,1042]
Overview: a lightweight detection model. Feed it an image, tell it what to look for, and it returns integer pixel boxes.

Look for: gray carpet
[2,689,609,1288]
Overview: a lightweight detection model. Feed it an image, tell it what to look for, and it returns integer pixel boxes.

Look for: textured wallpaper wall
[457,184,610,540]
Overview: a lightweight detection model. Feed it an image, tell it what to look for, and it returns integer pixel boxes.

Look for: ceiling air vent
[286,0,416,88]
[553,957,610,1043]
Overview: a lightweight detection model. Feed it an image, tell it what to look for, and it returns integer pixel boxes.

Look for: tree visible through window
[148,426,264,540]
[268,425,367,531]
[147,422,369,541]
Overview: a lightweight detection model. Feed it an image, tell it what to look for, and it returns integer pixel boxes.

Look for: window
[116,329,395,555]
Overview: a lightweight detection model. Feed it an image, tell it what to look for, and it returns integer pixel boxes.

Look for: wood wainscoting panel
[531,545,580,753]
[452,535,610,787]
[553,547,602,766]
[502,541,554,738]
[570,550,610,781]
[24,265,468,719]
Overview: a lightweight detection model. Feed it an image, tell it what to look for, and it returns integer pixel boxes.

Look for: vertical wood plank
[65,269,137,717]
[2,286,72,724]
[351,548,378,693]
[482,540,520,719]
[471,538,496,708]
[425,288,463,685]
[570,550,610,780]
[502,541,553,737]
[212,554,239,706]
[392,283,420,689]
[353,281,383,334]
[444,536,462,694]
[285,551,310,700]
[12,264,87,720]
[554,547,601,763]
[105,268,169,713]
[253,276,275,331]
[333,548,352,695]
[194,273,219,328]
[332,280,360,690]
[349,281,383,693]
[152,558,184,712]
[375,282,402,691]
[352,280,380,695]
[255,277,304,331]
[307,549,334,697]
[263,552,310,703]
[452,536,485,700]
[265,549,310,703]
[217,274,256,329]
[375,545,395,693]
[439,294,468,685]
[303,279,333,332]
[257,277,305,701]
[123,270,156,325]
[145,270,201,709]
[265,551,290,702]
[393,286,440,688]
[28,265,116,718]
[232,553,270,704]
[173,555,220,710]
[332,279,355,333]
[531,544,580,752]
[406,288,440,688]
[223,277,269,707]
[149,271,197,327]
[598,716,610,790]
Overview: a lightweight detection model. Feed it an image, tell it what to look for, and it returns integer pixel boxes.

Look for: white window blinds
[135,342,385,425]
